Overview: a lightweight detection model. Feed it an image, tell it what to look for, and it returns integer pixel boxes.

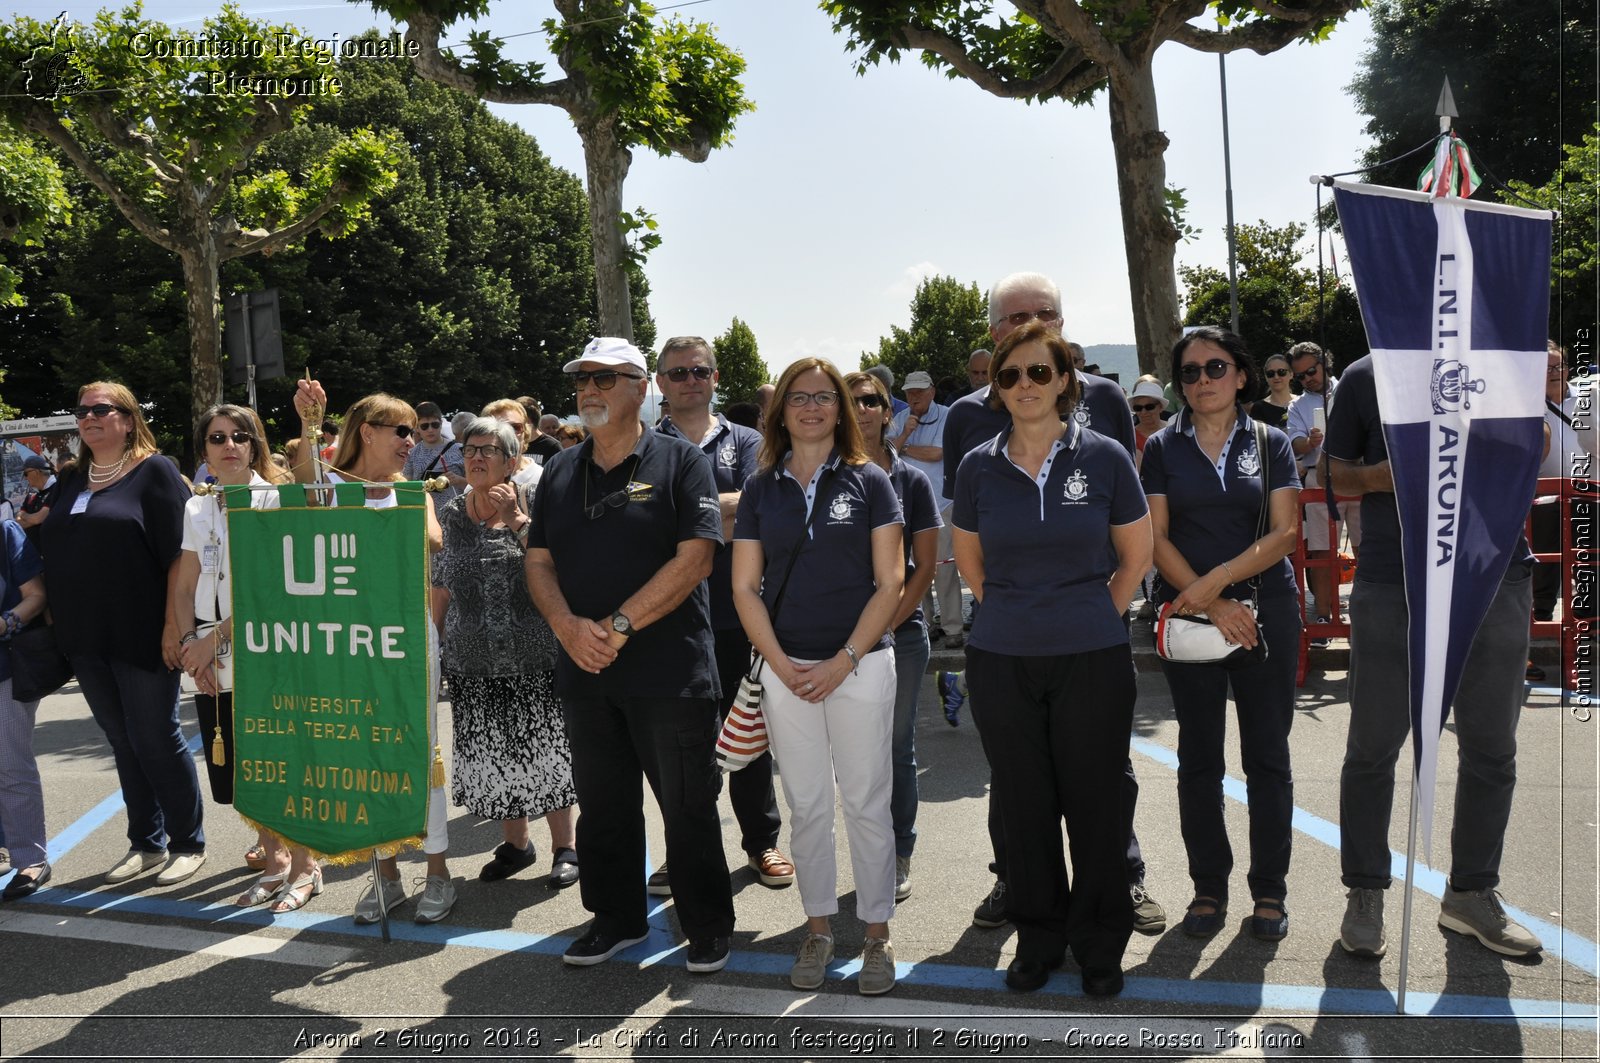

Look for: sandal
[1250,897,1289,941]
[243,844,269,872]
[270,867,324,914]
[1181,895,1228,938]
[235,871,288,908]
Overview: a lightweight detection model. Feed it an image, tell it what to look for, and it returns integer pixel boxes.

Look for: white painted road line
[0,909,356,969]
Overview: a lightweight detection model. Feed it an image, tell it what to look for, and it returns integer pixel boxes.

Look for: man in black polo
[526,336,735,974]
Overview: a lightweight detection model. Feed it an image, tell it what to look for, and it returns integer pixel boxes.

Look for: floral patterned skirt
[446,670,575,821]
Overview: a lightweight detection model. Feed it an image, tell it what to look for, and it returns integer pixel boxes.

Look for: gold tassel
[430,744,445,789]
[210,725,226,767]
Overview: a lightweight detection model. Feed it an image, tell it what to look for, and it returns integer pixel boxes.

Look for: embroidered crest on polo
[827,492,854,523]
[1236,445,1261,477]
[1071,402,1092,428]
[718,442,737,467]
[625,480,654,501]
[1062,469,1089,503]
[1430,358,1487,413]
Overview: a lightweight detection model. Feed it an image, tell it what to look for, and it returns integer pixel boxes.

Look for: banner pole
[1396,776,1421,1014]
[372,850,391,944]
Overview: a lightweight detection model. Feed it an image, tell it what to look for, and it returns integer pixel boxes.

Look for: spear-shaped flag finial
[1436,75,1458,133]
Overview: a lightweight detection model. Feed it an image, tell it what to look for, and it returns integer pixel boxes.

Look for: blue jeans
[71,654,204,855]
[890,622,931,858]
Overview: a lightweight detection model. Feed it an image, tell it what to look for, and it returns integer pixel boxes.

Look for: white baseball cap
[903,371,935,391]
[562,336,648,374]
[1130,379,1167,408]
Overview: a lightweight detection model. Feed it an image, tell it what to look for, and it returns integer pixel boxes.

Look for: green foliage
[0,123,69,306]
[863,275,990,390]
[711,317,768,407]
[1164,184,1200,243]
[1507,126,1599,349]
[619,206,660,266]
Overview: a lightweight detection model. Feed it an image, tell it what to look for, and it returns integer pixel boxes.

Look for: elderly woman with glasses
[40,382,206,887]
[431,417,577,888]
[951,321,1152,998]
[732,358,905,996]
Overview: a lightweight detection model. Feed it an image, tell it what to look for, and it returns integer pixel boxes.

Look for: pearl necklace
[87,453,129,484]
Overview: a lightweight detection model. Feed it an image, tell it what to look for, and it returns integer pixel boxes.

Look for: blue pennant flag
[1331,180,1552,853]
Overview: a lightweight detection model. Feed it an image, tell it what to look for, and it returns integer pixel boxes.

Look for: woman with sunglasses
[40,382,207,887]
[950,321,1151,997]
[1128,376,1168,465]
[732,358,905,995]
[1250,354,1295,430]
[292,380,455,924]
[431,416,577,889]
[171,406,322,911]
[1140,326,1302,942]
[844,371,942,903]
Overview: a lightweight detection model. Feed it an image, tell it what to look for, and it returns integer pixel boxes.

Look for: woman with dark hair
[951,321,1151,997]
[844,371,941,902]
[732,358,905,995]
[40,381,205,887]
[1141,325,1302,940]
[1251,353,1295,430]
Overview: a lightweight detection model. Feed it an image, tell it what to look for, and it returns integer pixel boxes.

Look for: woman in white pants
[732,357,904,996]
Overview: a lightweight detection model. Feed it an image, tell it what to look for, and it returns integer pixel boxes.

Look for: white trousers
[382,621,448,857]
[762,649,897,924]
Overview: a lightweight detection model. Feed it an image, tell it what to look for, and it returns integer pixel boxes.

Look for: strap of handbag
[424,439,459,475]
[1249,420,1271,608]
[749,468,836,678]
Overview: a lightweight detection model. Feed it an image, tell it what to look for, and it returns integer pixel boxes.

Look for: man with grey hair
[526,336,735,973]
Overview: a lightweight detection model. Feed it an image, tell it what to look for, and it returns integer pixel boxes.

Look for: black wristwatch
[610,611,637,637]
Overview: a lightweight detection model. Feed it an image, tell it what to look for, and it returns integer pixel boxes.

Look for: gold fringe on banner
[235,814,424,868]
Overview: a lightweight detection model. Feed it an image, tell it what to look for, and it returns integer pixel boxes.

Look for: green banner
[226,483,433,861]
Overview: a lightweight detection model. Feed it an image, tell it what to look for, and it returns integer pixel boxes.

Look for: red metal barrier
[1291,486,1356,687]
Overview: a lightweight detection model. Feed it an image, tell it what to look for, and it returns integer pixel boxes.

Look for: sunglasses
[995,363,1057,390]
[585,486,630,520]
[73,403,128,420]
[663,365,715,383]
[206,430,252,447]
[1001,307,1062,328]
[1293,364,1323,382]
[461,443,505,459]
[369,423,415,439]
[785,391,839,408]
[1264,368,1290,379]
[1131,402,1160,414]
[1179,359,1237,385]
[852,393,886,409]
[417,420,442,430]
[570,369,644,390]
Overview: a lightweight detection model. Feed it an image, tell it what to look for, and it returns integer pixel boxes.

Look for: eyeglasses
[785,391,839,408]
[461,443,505,459]
[1131,403,1160,414]
[206,431,252,447]
[1179,359,1237,385]
[370,423,415,438]
[994,363,1057,390]
[1293,363,1323,382]
[1264,368,1290,379]
[73,403,128,420]
[1001,307,1062,328]
[418,420,441,430]
[852,393,886,409]
[584,485,630,520]
[663,365,715,383]
[570,369,644,390]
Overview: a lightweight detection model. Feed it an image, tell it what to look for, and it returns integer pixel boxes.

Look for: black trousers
[194,692,235,805]
[562,694,734,940]
[712,626,782,856]
[968,644,1135,973]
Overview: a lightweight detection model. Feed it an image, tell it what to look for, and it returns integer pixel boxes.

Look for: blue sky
[16,2,1386,378]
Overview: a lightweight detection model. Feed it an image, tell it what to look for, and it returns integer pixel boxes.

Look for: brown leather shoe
[748,848,795,887]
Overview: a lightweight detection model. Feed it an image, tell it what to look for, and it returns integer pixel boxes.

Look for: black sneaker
[647,863,671,896]
[686,936,731,973]
[479,841,537,882]
[563,927,648,967]
[973,879,1009,928]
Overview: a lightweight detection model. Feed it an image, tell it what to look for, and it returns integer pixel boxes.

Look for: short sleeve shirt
[1286,381,1336,469]
[732,453,903,660]
[403,439,466,506]
[657,414,761,631]
[528,428,723,699]
[952,422,1147,656]
[889,401,949,501]
[1,520,44,685]
[431,490,557,676]
[885,453,943,634]
[1139,406,1301,603]
[181,471,281,625]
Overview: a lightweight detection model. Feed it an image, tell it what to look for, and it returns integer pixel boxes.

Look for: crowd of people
[3,269,1583,1000]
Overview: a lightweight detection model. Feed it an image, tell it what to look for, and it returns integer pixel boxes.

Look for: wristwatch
[610,611,637,637]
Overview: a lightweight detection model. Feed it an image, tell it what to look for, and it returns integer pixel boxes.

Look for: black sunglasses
[370,423,415,438]
[1179,359,1236,385]
[995,363,1057,390]
[206,431,252,446]
[73,403,128,420]
[852,393,886,409]
[1131,402,1160,413]
[570,369,644,390]
[663,365,715,383]
[417,420,442,430]
[1264,368,1290,379]
[1293,363,1323,382]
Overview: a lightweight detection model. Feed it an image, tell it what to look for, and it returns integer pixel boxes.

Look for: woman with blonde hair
[481,398,543,487]
[40,381,206,887]
[732,358,905,995]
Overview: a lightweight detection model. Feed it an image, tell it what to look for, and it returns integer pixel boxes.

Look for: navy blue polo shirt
[1139,404,1301,603]
[884,452,943,634]
[527,427,723,699]
[657,414,761,631]
[1324,355,1534,586]
[733,452,903,660]
[952,422,1147,655]
[940,375,1136,501]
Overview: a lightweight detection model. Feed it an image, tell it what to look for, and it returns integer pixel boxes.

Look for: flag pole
[1396,775,1421,1014]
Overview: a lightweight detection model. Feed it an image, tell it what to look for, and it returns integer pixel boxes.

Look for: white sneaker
[155,852,207,886]
[105,849,167,884]
[354,875,407,924]
[414,875,457,924]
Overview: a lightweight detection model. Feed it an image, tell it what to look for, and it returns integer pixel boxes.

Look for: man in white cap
[893,370,962,647]
[526,337,736,974]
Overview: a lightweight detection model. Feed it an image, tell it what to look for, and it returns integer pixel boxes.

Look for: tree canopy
[0,121,69,307]
[710,317,767,407]
[863,274,991,391]
[1507,125,1599,352]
